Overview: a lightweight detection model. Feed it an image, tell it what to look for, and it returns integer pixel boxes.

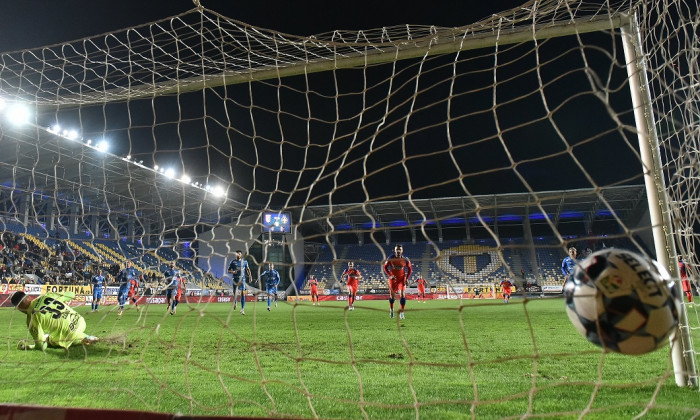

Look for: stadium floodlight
[164,168,175,178]
[86,139,92,145]
[180,174,191,184]
[0,97,6,112]
[95,140,109,152]
[49,124,60,134]
[153,164,159,170]
[126,155,132,160]
[5,103,30,126]
[211,185,225,198]
[67,130,79,140]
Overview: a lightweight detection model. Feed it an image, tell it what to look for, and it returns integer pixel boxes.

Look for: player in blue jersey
[260,262,281,311]
[561,247,578,277]
[91,269,106,312]
[116,260,138,316]
[228,250,252,315]
[162,261,182,315]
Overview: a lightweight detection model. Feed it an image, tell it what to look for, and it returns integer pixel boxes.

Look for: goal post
[620,11,697,388]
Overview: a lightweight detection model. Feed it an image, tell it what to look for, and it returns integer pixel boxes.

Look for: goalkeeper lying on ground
[11,291,99,351]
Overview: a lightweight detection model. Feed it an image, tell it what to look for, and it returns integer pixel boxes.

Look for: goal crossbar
[50,13,627,107]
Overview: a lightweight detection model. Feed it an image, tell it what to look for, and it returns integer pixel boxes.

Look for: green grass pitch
[1,297,698,419]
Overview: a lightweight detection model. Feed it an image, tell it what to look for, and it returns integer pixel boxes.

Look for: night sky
[1,1,528,49]
[0,1,643,208]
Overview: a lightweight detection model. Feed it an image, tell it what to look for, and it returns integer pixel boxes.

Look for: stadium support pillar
[21,195,29,226]
[48,206,56,231]
[91,215,99,238]
[429,200,443,242]
[621,12,697,388]
[462,200,470,242]
[522,207,539,281]
[143,223,151,246]
[69,205,79,235]
[127,219,135,241]
[108,213,119,240]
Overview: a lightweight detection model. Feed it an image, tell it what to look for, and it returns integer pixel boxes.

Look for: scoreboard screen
[262,212,291,233]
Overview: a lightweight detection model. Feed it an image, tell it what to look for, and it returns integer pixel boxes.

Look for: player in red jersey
[500,277,514,303]
[177,275,186,303]
[308,275,320,305]
[383,244,413,319]
[127,275,140,309]
[415,275,428,303]
[341,262,362,311]
[679,256,693,303]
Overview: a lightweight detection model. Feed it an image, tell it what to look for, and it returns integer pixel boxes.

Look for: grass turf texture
[1,297,698,419]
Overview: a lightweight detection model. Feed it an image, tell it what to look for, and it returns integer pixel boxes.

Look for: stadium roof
[0,122,648,241]
[296,185,648,240]
[0,126,246,234]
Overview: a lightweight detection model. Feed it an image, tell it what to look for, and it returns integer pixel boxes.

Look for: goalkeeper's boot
[399,311,405,320]
[390,309,394,318]
[83,336,100,346]
[240,309,245,315]
[275,301,278,307]
[267,306,271,311]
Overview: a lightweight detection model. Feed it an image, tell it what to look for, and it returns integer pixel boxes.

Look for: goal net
[0,0,698,418]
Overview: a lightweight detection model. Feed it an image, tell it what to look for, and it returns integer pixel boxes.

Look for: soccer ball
[564,248,680,355]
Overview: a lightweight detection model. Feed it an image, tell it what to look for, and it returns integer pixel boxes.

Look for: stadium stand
[0,226,217,290]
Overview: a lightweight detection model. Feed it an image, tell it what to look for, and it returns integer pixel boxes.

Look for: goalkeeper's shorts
[49,316,88,349]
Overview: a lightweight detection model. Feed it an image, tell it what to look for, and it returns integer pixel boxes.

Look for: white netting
[0,0,698,418]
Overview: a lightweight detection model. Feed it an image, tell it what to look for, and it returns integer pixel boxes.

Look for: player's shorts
[93,291,103,301]
[50,315,87,349]
[310,286,318,295]
[417,286,425,294]
[233,279,246,291]
[117,285,128,304]
[175,288,182,301]
[267,286,278,295]
[346,281,358,295]
[503,289,511,296]
[682,279,691,292]
[128,289,137,298]
[388,277,406,294]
